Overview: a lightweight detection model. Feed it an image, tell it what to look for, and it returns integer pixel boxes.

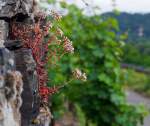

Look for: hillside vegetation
[104,12,150,98]
[103,13,150,68]
[103,12,150,42]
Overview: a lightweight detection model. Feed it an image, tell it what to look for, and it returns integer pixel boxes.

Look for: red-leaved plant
[10,11,85,105]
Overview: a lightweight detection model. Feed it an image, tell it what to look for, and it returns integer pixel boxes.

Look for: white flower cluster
[72,68,87,81]
[63,36,74,54]
[51,10,62,21]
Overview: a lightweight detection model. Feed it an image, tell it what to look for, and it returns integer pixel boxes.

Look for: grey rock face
[0,0,35,18]
[0,48,23,126]
[14,48,40,126]
[0,0,50,125]
[0,20,8,47]
[0,48,15,75]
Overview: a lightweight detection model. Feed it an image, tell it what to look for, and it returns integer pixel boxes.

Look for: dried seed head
[51,10,62,21]
[72,68,82,80]
[43,22,53,36]
[36,11,47,19]
[72,69,87,81]
[57,39,62,45]
[56,28,63,37]
[63,41,74,53]
[46,21,53,29]
[81,73,87,81]
[63,36,74,53]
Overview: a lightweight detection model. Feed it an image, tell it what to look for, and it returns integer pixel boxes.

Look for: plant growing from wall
[9,10,86,124]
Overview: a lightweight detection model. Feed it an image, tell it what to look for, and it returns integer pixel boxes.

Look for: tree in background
[47,2,147,126]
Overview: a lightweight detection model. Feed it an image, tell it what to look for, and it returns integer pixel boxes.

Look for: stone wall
[0,0,48,125]
[0,47,23,126]
[0,0,36,18]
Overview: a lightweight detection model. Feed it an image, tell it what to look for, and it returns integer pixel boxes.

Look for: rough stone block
[0,0,36,18]
[0,48,15,75]
[0,47,23,126]
[14,48,40,126]
[0,20,8,47]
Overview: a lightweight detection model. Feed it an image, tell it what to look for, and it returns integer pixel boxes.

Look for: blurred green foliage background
[46,2,148,126]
